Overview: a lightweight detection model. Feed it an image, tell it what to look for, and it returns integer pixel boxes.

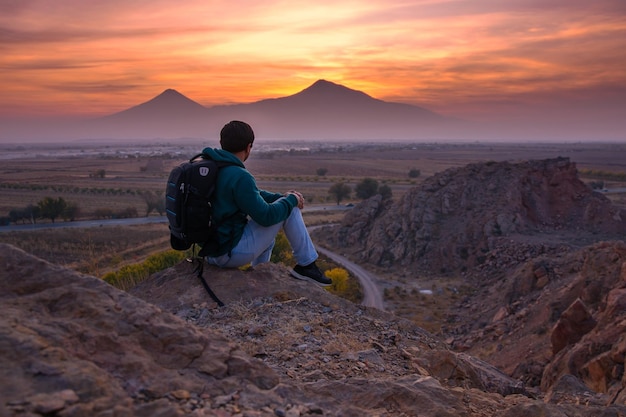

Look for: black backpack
[165,153,232,254]
[165,153,234,307]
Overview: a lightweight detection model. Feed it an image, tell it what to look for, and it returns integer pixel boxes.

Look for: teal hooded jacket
[200,147,298,257]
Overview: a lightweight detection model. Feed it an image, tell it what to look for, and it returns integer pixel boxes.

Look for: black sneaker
[291,262,332,286]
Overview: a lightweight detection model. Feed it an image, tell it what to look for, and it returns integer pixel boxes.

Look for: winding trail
[316,246,385,311]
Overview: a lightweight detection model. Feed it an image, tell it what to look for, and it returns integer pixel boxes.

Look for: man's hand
[287,190,304,209]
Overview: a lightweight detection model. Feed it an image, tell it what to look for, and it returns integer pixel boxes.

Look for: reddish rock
[550,298,597,355]
[320,158,626,273]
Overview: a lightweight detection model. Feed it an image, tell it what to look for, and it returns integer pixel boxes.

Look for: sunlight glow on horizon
[1,0,625,125]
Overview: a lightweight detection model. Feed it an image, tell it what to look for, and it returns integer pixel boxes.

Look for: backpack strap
[190,153,207,162]
[190,255,224,307]
[192,155,245,258]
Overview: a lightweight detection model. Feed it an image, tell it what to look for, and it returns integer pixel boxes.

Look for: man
[202,120,332,286]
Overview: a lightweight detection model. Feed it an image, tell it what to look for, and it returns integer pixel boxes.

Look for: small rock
[171,389,191,400]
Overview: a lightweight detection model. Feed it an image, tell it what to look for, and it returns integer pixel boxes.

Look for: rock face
[0,244,280,417]
[321,157,625,272]
[442,239,626,405]
[314,157,626,407]
[550,298,597,355]
[3,243,626,416]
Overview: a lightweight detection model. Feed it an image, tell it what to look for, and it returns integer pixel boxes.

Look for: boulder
[550,298,596,355]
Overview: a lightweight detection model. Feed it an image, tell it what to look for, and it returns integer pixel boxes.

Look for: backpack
[165,153,234,307]
[165,153,232,254]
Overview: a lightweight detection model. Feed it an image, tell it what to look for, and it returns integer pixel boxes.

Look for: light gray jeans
[205,207,318,268]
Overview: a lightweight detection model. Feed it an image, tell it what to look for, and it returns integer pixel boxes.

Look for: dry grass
[0,223,170,276]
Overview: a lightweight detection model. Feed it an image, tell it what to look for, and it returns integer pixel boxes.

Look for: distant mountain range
[2,79,624,142]
[86,79,466,141]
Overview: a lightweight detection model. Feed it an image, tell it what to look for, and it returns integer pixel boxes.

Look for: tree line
[324,167,420,205]
[5,197,80,225]
[328,177,393,205]
[2,192,166,226]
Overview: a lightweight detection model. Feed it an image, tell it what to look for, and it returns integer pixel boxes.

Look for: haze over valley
[2,80,624,144]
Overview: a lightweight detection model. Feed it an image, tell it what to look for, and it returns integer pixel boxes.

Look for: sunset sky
[1,0,625,131]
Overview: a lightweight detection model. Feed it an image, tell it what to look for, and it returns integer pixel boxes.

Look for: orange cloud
[0,0,624,126]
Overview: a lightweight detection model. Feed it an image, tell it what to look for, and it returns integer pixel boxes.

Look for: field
[1,140,625,301]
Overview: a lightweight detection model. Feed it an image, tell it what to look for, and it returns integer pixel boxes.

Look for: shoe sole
[290,270,333,286]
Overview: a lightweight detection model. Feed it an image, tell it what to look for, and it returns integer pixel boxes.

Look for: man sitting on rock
[202,120,332,286]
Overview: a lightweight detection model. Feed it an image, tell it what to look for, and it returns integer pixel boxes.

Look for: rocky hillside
[319,157,625,273]
[314,157,626,407]
[3,243,625,416]
[447,240,626,403]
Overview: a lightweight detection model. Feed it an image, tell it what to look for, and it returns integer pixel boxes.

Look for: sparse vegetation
[270,231,295,265]
[9,204,40,224]
[90,169,106,178]
[328,182,352,205]
[141,190,165,216]
[325,267,362,303]
[588,180,605,190]
[1,141,625,323]
[0,223,169,275]
[579,168,626,181]
[378,184,392,200]
[103,250,188,290]
[37,196,68,223]
[316,167,328,176]
[355,178,379,199]
[408,168,421,178]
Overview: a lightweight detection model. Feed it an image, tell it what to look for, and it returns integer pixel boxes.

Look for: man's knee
[288,207,303,220]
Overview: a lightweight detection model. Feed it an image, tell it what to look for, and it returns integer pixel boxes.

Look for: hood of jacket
[201,147,245,167]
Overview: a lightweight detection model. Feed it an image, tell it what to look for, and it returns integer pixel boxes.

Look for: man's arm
[234,175,298,227]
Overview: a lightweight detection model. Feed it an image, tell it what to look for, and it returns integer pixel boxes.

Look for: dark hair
[220,120,255,153]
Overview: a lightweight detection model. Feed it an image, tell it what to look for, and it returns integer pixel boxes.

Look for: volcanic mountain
[89,88,211,139]
[85,79,463,140]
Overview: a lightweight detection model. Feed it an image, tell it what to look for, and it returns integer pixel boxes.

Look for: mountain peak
[149,89,203,107]
[300,79,371,97]
[156,88,186,99]
[309,79,341,89]
[107,88,206,120]
[289,79,375,104]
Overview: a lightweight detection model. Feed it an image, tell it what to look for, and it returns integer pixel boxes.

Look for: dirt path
[316,245,385,311]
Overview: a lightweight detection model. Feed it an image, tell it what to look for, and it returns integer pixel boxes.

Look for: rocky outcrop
[446,240,626,405]
[314,157,626,407]
[550,298,597,355]
[4,242,626,416]
[0,244,280,417]
[320,157,625,273]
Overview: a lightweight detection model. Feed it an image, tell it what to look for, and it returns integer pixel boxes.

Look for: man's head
[220,120,255,153]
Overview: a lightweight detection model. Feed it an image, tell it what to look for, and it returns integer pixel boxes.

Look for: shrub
[326,268,349,292]
[270,231,294,264]
[328,182,351,205]
[355,178,379,199]
[408,168,421,178]
[117,207,139,218]
[316,168,328,176]
[378,184,392,200]
[325,267,362,303]
[589,180,605,190]
[103,250,188,290]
